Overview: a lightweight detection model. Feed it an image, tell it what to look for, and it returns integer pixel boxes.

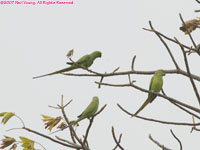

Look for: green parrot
[134,70,165,116]
[33,51,102,79]
[68,96,99,127]
[50,96,99,134]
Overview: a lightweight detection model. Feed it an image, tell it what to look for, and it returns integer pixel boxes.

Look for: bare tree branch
[117,104,200,126]
[179,13,197,49]
[83,104,107,144]
[143,27,199,55]
[148,21,180,69]
[49,95,86,149]
[191,116,200,133]
[112,133,122,150]
[131,55,136,71]
[83,117,94,145]
[170,129,182,150]
[98,76,104,88]
[175,38,200,105]
[162,89,200,120]
[195,0,200,4]
[169,101,200,120]
[62,69,200,82]
[22,127,82,149]
[95,81,200,114]
[55,136,81,148]
[94,104,107,117]
[149,134,172,150]
[111,126,124,150]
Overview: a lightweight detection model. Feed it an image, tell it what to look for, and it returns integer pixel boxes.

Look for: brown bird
[179,18,200,34]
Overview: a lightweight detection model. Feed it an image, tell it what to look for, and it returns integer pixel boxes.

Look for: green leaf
[0,112,7,117]
[19,136,34,150]
[1,112,15,124]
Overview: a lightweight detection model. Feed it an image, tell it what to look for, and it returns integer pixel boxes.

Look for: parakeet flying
[33,51,101,79]
[50,96,99,134]
[134,70,165,116]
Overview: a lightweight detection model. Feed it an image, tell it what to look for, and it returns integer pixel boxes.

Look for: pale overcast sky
[1,0,200,149]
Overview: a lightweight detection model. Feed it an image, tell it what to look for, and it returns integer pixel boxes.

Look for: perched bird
[134,70,165,116]
[50,96,99,134]
[33,51,101,79]
[68,96,99,127]
[179,18,200,34]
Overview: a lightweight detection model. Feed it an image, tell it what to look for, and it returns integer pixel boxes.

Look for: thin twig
[83,104,107,144]
[169,101,200,120]
[196,0,200,4]
[14,115,25,127]
[149,21,180,70]
[131,55,136,71]
[112,67,120,73]
[98,76,104,88]
[95,81,200,114]
[111,126,124,150]
[117,104,200,126]
[34,141,47,150]
[143,27,190,49]
[143,27,200,55]
[11,127,82,149]
[63,99,73,108]
[162,89,200,120]
[161,88,167,96]
[170,129,182,150]
[112,133,122,150]
[93,104,107,117]
[59,96,83,147]
[149,134,172,150]
[55,136,80,147]
[83,117,94,145]
[48,105,60,109]
[179,13,197,49]
[48,99,73,109]
[175,38,200,105]
[62,69,200,82]
[191,116,200,133]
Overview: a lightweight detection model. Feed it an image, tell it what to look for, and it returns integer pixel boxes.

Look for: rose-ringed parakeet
[69,96,99,127]
[33,51,101,79]
[50,96,99,134]
[134,70,165,116]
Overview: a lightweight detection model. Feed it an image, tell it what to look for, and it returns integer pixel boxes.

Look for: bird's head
[92,96,99,104]
[155,69,165,76]
[91,51,102,58]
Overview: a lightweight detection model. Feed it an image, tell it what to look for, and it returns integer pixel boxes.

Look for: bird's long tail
[33,66,74,79]
[63,119,80,129]
[133,97,151,116]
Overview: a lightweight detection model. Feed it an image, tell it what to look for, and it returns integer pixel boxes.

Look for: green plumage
[50,96,99,134]
[33,51,101,79]
[134,70,165,116]
[70,96,99,126]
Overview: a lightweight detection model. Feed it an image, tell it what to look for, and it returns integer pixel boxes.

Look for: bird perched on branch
[33,51,101,79]
[50,96,99,134]
[133,70,165,116]
[67,96,99,127]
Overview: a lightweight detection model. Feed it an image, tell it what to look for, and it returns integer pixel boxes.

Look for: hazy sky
[1,0,200,149]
